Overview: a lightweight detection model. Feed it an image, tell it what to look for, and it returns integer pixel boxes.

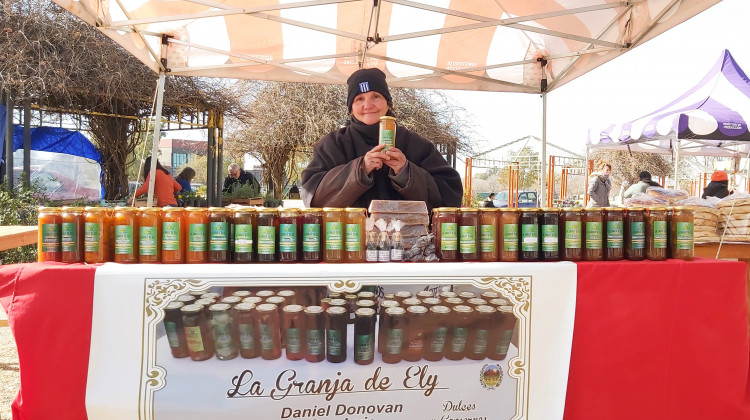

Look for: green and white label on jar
[259,323,274,350]
[185,326,204,352]
[41,224,61,253]
[630,221,645,249]
[356,334,373,360]
[472,329,489,354]
[607,221,624,248]
[306,329,323,355]
[280,224,297,253]
[386,328,403,354]
[61,222,77,253]
[162,221,180,251]
[258,225,276,255]
[327,330,342,355]
[503,224,519,252]
[209,221,229,251]
[430,327,447,352]
[303,224,320,252]
[139,226,157,256]
[450,327,468,352]
[480,224,496,253]
[585,222,603,250]
[345,224,361,252]
[653,220,667,249]
[564,221,582,249]
[238,323,255,350]
[459,225,477,254]
[188,224,207,252]
[541,224,558,252]
[84,222,100,252]
[440,222,458,251]
[380,129,395,150]
[164,321,180,347]
[234,224,252,253]
[521,224,538,252]
[286,327,302,353]
[114,225,134,255]
[325,222,343,250]
[676,222,694,250]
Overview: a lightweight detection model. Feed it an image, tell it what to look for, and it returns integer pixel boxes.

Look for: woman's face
[351,91,388,125]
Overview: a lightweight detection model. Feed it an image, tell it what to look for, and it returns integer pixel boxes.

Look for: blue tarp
[12,126,102,163]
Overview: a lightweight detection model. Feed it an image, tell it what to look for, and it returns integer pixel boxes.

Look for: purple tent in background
[590,49,750,157]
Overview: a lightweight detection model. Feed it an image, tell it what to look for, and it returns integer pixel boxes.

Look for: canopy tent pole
[673,139,680,189]
[146,72,166,207]
[541,91,547,207]
[4,92,13,191]
[23,99,31,189]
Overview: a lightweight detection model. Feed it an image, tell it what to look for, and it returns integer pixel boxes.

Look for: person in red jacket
[132,157,182,206]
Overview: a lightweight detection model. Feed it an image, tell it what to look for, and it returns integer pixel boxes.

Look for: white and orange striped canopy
[53,0,720,92]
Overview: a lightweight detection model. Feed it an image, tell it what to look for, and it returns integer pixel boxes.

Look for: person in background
[483,193,496,208]
[223,163,260,194]
[623,170,660,199]
[301,67,462,209]
[175,167,196,192]
[702,170,730,199]
[133,156,181,206]
[587,163,612,207]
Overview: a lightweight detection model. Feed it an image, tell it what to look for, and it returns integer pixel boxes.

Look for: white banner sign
[86,262,576,420]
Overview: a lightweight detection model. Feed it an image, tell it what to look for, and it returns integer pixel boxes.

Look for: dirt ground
[0,327,19,420]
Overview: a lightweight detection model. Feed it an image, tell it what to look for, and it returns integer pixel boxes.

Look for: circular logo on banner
[479,364,503,389]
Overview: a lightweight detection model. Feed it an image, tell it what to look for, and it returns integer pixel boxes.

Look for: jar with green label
[113,207,138,263]
[84,206,110,263]
[185,207,208,263]
[354,308,376,365]
[583,208,604,261]
[161,207,185,264]
[257,208,279,263]
[279,208,301,262]
[626,207,646,261]
[604,208,625,261]
[304,306,325,362]
[539,208,559,261]
[519,208,539,261]
[432,207,458,261]
[181,304,215,361]
[235,303,259,359]
[646,207,668,261]
[209,303,238,360]
[445,305,473,360]
[344,208,367,263]
[207,207,231,263]
[283,305,305,360]
[38,207,62,262]
[479,208,498,262]
[137,207,161,263]
[232,207,256,263]
[459,207,479,261]
[323,208,345,263]
[61,206,84,263]
[670,206,694,261]
[561,208,582,261]
[301,208,322,262]
[164,301,189,358]
[498,209,519,262]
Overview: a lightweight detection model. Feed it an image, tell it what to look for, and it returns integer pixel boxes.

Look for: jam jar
[279,208,301,262]
[257,208,279,263]
[458,207,479,261]
[671,206,694,261]
[478,208,498,262]
[323,208,345,263]
[604,208,624,261]
[539,208,559,261]
[233,207,256,263]
[561,208,582,262]
[626,207,646,261]
[646,207,668,261]
[498,209,519,262]
[38,207,62,262]
[519,208,539,261]
[583,208,603,261]
[301,208,323,262]
[432,207,458,261]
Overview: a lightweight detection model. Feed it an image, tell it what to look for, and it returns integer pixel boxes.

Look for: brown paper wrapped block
[368,200,428,215]
[369,213,430,226]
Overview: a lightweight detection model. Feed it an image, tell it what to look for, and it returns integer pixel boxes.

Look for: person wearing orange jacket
[132,156,182,206]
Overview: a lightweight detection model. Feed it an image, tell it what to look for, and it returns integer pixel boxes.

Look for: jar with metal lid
[539,208,560,261]
[207,207,231,263]
[646,207,668,261]
[38,207,62,262]
[424,305,450,362]
[671,206,694,261]
[326,306,348,363]
[256,303,282,360]
[467,298,488,308]
[185,207,208,264]
[282,305,305,360]
[498,209,519,262]
[277,289,297,305]
[487,306,516,361]
[61,206,84,263]
[445,305,473,360]
[394,290,413,304]
[257,208,279,263]
[221,296,242,306]
[467,305,496,360]
[161,207,185,264]
[209,303,239,360]
[379,116,396,150]
[163,301,189,358]
[519,208,539,261]
[583,208,604,261]
[432,207,458,261]
[235,303,259,359]
[84,207,110,263]
[354,307,376,365]
[232,207,256,263]
[458,207,479,261]
[421,297,440,309]
[181,303,215,361]
[113,207,138,263]
[345,208,367,263]
[458,291,476,300]
[279,208,301,262]
[444,297,464,308]
[301,208,323,262]
[561,208,582,261]
[479,208,498,262]
[138,207,161,263]
[604,208,625,261]
[323,208,345,262]
[382,306,406,364]
[626,207,646,261]
[304,306,325,362]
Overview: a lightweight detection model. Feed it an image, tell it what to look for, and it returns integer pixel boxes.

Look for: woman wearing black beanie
[301,67,463,210]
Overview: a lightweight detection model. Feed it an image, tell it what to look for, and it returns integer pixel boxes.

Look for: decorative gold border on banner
[137,274,532,420]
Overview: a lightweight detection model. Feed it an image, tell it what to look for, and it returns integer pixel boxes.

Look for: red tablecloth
[0,260,748,420]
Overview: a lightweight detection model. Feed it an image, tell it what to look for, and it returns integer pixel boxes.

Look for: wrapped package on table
[716,195,750,241]
[368,200,430,250]
[676,199,721,243]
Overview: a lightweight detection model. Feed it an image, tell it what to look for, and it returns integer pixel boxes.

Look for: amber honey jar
[405,305,428,362]
[671,206,694,261]
[646,207,668,261]
[282,305,305,361]
[38,207,62,262]
[279,208,301,262]
[163,301,189,358]
[445,305,473,360]
[84,207,110,263]
[304,306,325,363]
[323,208,344,263]
[561,208,582,262]
[424,305,450,362]
[458,207,479,261]
[301,208,323,262]
[626,207,646,261]
[354,308,376,365]
[181,303,215,361]
[379,116,396,151]
[345,208,367,263]
[498,209,519,262]
[162,207,186,264]
[467,305,496,360]
[138,207,161,263]
[479,208,498,262]
[256,303,282,360]
[519,208,539,262]
[432,207,458,261]
[326,306,347,363]
[61,206,84,263]
[256,208,278,263]
[487,306,516,361]
[208,207,231,263]
[185,207,208,264]
[604,208,625,261]
[539,208,559,261]
[233,207,256,263]
[113,206,138,263]
[235,302,259,359]
[382,306,406,364]
[583,208,603,261]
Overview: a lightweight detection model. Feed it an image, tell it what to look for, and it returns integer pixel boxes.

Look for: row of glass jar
[431,207,694,262]
[165,289,517,364]
[37,206,371,264]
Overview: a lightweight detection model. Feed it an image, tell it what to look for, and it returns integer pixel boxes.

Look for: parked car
[493,190,538,208]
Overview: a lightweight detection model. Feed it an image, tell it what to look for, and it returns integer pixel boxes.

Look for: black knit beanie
[346,68,392,111]
[639,171,652,180]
